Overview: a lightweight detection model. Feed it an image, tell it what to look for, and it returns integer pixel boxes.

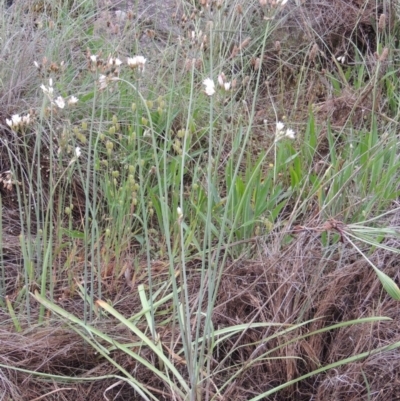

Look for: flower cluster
[203,73,233,96]
[218,73,231,91]
[275,121,295,142]
[203,78,215,96]
[40,78,78,109]
[88,53,146,90]
[6,113,32,131]
[127,56,146,72]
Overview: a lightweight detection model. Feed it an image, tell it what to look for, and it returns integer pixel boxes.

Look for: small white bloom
[54,96,65,109]
[34,61,40,69]
[90,55,98,63]
[337,55,346,64]
[12,114,22,126]
[74,147,81,158]
[127,56,146,71]
[68,96,78,105]
[224,82,231,91]
[98,74,108,90]
[115,10,127,21]
[285,128,295,139]
[218,74,225,87]
[276,121,285,132]
[108,57,122,66]
[41,83,54,97]
[177,206,183,224]
[22,114,31,125]
[6,113,31,130]
[49,78,53,88]
[203,78,215,96]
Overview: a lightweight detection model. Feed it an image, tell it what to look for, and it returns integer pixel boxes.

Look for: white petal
[54,96,65,109]
[68,96,78,105]
[276,121,285,131]
[285,128,295,139]
[203,78,215,96]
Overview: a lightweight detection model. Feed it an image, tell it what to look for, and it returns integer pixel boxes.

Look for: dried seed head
[378,47,389,62]
[308,43,319,63]
[251,57,261,70]
[378,14,386,32]
[229,45,239,59]
[239,37,251,50]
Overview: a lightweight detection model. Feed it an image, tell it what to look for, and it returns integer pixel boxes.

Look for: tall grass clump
[1,0,400,400]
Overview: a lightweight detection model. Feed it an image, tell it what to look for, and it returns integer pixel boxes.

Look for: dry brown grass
[1,0,400,399]
[1,227,400,400]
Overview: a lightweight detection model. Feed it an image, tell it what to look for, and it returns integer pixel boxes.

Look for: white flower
[224,82,231,91]
[218,74,225,87]
[68,96,78,105]
[41,79,54,98]
[177,206,183,224]
[285,128,295,139]
[276,121,285,132]
[11,114,21,127]
[275,121,295,142]
[6,113,31,130]
[115,10,127,21]
[90,55,98,63]
[337,55,346,64]
[98,74,108,90]
[40,84,53,96]
[54,96,65,109]
[34,61,40,69]
[203,78,215,96]
[11,114,22,128]
[127,56,146,71]
[108,57,123,66]
[74,147,81,158]
[22,114,31,125]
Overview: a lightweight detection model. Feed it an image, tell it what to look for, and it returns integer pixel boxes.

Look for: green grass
[1,0,400,399]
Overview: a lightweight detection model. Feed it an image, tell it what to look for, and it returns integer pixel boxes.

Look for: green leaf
[372,266,400,300]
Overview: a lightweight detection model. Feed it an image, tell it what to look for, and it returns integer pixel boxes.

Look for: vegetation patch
[1,0,400,400]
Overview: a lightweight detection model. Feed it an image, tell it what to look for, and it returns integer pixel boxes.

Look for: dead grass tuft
[1,225,400,399]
